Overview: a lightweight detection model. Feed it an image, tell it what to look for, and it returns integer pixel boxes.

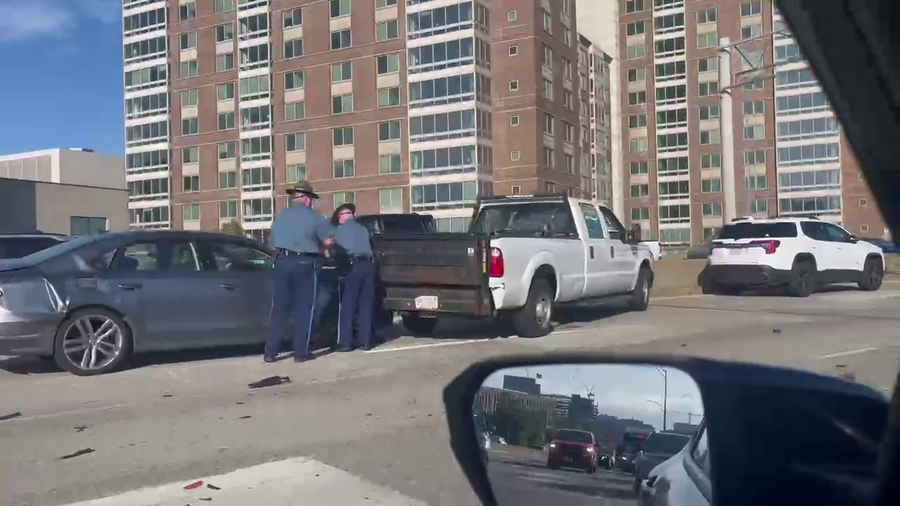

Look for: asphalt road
[2,283,899,505]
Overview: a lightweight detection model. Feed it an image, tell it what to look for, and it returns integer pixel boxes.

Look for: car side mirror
[442,356,889,506]
[849,235,859,243]
[626,224,642,244]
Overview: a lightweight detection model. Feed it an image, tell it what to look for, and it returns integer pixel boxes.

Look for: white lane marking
[366,338,491,353]
[59,456,425,506]
[818,347,879,359]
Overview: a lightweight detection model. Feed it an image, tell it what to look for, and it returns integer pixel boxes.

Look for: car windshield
[556,429,593,443]
[643,433,690,455]
[718,222,799,240]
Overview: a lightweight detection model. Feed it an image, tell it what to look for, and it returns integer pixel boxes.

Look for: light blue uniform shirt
[334,218,374,257]
[270,204,333,253]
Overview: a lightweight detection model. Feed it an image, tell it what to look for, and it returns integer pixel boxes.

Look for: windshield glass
[472,203,575,237]
[14,235,101,265]
[718,222,799,240]
[643,433,690,455]
[556,429,593,443]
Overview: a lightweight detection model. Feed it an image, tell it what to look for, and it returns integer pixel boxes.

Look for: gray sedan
[0,231,275,375]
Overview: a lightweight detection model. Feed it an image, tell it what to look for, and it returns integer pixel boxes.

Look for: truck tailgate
[372,233,493,316]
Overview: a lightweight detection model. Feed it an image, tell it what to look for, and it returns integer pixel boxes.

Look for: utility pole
[654,367,668,431]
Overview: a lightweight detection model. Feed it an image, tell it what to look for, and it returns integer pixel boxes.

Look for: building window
[330,0,351,18]
[70,216,107,235]
[740,1,762,17]
[331,29,351,50]
[701,153,721,168]
[284,39,304,59]
[700,128,720,145]
[542,78,553,100]
[742,24,763,40]
[180,60,199,79]
[219,171,237,189]
[333,159,355,178]
[627,43,646,60]
[285,71,305,90]
[744,149,766,165]
[182,118,198,136]
[509,115,520,126]
[183,175,200,192]
[508,45,518,56]
[630,184,650,197]
[215,24,234,43]
[287,164,306,183]
[180,32,197,51]
[861,224,870,233]
[333,192,355,211]
[752,198,768,214]
[630,161,648,174]
[380,187,403,212]
[217,83,234,101]
[507,10,517,22]
[219,200,238,219]
[627,67,646,82]
[859,198,868,207]
[333,126,354,146]
[626,0,645,14]
[508,80,519,91]
[217,112,235,130]
[332,93,354,114]
[698,81,719,96]
[743,100,765,115]
[181,89,198,107]
[626,21,645,36]
[216,54,234,72]
[183,147,199,164]
[698,32,718,49]
[283,8,302,28]
[510,150,521,162]
[701,178,722,193]
[631,207,650,221]
[699,105,720,120]
[628,91,646,105]
[183,204,200,222]
[285,101,305,120]
[697,8,717,24]
[376,0,397,7]
[286,132,306,152]
[511,185,521,195]
[702,202,723,217]
[542,147,554,166]
[629,114,647,128]
[378,120,402,141]
[218,142,236,160]
[215,0,233,14]
[543,114,554,135]
[376,19,399,41]
[378,87,401,107]
[379,154,402,174]
[179,2,196,21]
[377,53,400,74]
[743,125,765,140]
[331,61,352,83]
[630,137,648,152]
[541,9,551,33]
[744,173,767,190]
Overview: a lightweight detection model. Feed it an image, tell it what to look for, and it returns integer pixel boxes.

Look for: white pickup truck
[372,194,657,337]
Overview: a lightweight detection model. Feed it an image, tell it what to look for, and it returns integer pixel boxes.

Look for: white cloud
[0,0,119,43]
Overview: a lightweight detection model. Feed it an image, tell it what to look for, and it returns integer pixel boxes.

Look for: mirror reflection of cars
[633,431,692,495]
[860,237,900,253]
[0,231,277,375]
[546,428,598,473]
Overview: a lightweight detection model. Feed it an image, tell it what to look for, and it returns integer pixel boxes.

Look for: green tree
[220,219,244,236]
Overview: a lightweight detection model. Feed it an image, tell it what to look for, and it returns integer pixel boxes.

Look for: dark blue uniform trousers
[337,260,376,348]
[266,255,318,358]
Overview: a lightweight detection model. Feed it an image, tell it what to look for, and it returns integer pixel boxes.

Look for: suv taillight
[750,239,781,254]
[489,247,504,277]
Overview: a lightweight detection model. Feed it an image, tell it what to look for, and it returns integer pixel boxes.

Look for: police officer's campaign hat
[334,202,357,215]
[286,180,319,199]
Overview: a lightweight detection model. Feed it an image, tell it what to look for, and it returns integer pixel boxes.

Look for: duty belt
[277,249,318,258]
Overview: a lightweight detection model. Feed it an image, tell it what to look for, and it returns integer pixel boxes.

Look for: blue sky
[484,364,705,431]
[0,0,123,157]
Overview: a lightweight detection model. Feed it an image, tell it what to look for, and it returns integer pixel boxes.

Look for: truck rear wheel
[628,266,651,311]
[402,315,438,336]
[511,278,554,338]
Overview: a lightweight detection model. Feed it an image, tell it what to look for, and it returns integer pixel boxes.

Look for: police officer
[333,203,376,351]
[266,181,333,363]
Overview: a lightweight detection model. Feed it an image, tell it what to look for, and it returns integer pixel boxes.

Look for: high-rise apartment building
[491,0,589,201]
[578,34,614,204]
[616,0,886,246]
[123,0,607,239]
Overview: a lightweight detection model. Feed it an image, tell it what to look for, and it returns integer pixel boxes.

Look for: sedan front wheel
[54,308,133,376]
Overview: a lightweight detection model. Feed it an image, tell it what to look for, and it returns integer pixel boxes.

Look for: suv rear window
[718,222,798,240]
[0,237,65,259]
[473,203,576,238]
[643,433,690,455]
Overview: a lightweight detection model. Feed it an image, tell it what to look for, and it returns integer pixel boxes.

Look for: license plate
[414,296,438,310]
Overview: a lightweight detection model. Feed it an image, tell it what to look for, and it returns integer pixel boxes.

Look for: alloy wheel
[62,315,123,371]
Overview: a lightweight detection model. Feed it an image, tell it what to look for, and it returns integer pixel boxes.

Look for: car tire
[53,308,133,376]
[788,261,815,298]
[859,257,884,292]
[401,315,438,336]
[512,278,554,338]
[628,266,652,311]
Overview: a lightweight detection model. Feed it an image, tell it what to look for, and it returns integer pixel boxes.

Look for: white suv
[699,217,885,297]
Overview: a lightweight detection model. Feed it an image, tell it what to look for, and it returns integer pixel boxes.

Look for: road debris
[0,411,22,421]
[237,415,252,420]
[183,480,204,490]
[207,484,221,490]
[59,448,95,460]
[74,425,90,433]
[248,376,291,389]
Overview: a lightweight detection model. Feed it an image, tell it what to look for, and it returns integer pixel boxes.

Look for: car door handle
[589,246,595,259]
[220,284,237,290]
[117,283,142,290]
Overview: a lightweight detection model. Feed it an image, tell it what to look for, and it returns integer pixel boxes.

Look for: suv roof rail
[731,216,753,222]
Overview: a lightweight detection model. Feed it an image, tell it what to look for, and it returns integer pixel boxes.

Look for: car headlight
[586,447,594,453]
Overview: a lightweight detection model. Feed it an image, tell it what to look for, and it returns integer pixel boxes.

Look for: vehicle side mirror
[849,235,859,243]
[443,356,889,506]
[626,224,642,244]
